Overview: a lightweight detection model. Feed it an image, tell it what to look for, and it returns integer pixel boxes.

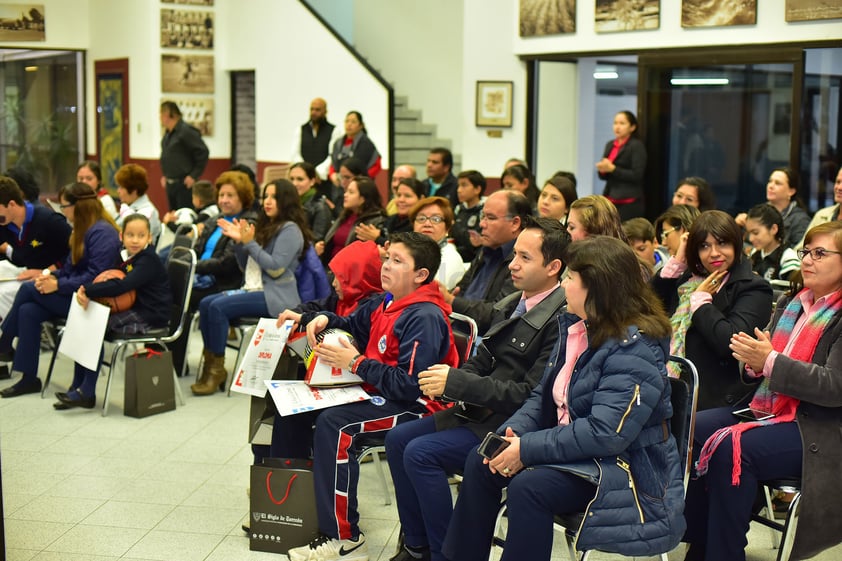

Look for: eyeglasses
[479,212,513,222]
[660,227,676,240]
[59,202,74,209]
[414,215,445,224]
[796,247,842,261]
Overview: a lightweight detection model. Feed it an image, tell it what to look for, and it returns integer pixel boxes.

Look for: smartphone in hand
[477,432,510,460]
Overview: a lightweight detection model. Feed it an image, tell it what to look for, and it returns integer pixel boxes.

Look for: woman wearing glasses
[682,221,842,561]
[651,210,773,411]
[655,204,701,257]
[0,182,121,399]
[411,196,466,290]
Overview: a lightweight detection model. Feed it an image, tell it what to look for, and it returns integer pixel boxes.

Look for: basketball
[92,269,136,313]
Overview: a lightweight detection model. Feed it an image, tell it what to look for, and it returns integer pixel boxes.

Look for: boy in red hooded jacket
[276,232,459,561]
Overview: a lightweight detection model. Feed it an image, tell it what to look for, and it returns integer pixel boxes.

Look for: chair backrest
[163,246,197,342]
[171,223,199,253]
[449,312,478,367]
[667,355,700,492]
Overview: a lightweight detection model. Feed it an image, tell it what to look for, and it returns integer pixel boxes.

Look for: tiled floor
[2,333,841,561]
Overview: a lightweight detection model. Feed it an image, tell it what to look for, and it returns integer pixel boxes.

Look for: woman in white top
[410,196,466,291]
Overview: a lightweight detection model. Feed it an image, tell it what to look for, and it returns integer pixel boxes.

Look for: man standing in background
[423,147,458,209]
[160,100,209,211]
[292,97,339,179]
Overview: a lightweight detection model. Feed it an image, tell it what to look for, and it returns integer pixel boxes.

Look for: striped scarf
[695,289,842,485]
[667,276,704,377]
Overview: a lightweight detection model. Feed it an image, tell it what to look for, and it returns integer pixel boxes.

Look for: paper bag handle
[266,471,298,505]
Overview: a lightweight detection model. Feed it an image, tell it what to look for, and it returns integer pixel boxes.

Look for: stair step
[395,120,436,134]
[395,107,422,120]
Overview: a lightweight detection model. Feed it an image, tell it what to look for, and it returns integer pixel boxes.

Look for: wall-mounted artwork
[0,3,44,41]
[520,0,576,36]
[161,54,214,93]
[162,0,213,5]
[682,0,756,28]
[161,97,213,136]
[161,9,214,49]
[476,81,514,127]
[595,0,659,32]
[786,0,842,22]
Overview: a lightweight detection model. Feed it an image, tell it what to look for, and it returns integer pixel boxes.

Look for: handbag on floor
[249,458,319,554]
[124,349,176,418]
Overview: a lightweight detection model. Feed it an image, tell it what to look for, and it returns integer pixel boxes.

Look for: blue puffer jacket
[506,312,685,556]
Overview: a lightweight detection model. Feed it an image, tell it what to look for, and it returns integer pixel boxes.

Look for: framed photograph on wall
[520,0,576,36]
[161,9,214,49]
[476,81,514,128]
[785,0,842,22]
[161,54,214,93]
[682,0,756,28]
[161,97,214,136]
[595,0,659,32]
[0,3,45,41]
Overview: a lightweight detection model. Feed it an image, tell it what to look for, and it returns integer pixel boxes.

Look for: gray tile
[45,473,130,500]
[47,434,123,457]
[1,431,62,452]
[2,469,69,496]
[9,494,104,524]
[82,500,174,530]
[182,482,250,509]
[124,530,223,561]
[155,504,247,535]
[5,549,38,561]
[44,524,146,556]
[3,519,72,550]
[0,491,38,514]
[105,438,181,461]
[83,456,157,479]
[117,478,201,505]
[18,451,96,474]
[31,552,119,561]
[137,459,219,484]
[204,535,292,561]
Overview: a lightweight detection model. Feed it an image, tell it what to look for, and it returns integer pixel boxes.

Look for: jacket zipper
[615,384,640,434]
[617,457,645,524]
[574,460,603,550]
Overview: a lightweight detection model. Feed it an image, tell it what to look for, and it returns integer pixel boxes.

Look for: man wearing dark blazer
[385,216,569,561]
[160,100,209,212]
[423,147,459,209]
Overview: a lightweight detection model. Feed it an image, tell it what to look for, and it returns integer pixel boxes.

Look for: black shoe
[390,545,431,561]
[56,390,95,409]
[54,388,78,402]
[242,524,250,534]
[0,348,15,362]
[0,378,41,398]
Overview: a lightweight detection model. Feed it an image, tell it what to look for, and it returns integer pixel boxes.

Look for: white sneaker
[287,533,368,561]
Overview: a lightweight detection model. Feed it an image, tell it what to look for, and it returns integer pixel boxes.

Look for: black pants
[166,180,194,212]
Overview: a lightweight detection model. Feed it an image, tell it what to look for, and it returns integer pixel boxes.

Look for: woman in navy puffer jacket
[442,236,685,561]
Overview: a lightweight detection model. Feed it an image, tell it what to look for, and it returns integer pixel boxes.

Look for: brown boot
[191,352,227,395]
[192,348,215,388]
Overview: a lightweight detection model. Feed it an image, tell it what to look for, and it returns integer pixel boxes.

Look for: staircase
[393,94,461,174]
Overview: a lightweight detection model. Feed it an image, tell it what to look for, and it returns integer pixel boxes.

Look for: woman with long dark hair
[596,110,647,220]
[318,176,385,260]
[442,236,685,561]
[191,179,312,395]
[0,182,121,400]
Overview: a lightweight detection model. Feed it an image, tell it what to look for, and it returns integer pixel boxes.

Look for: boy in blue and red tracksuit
[273,232,459,561]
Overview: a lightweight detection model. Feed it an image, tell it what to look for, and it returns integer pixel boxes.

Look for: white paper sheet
[229,319,294,397]
[265,380,371,416]
[58,294,110,371]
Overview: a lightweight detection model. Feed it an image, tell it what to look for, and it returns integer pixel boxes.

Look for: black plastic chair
[449,312,478,367]
[42,247,196,416]
[751,478,802,561]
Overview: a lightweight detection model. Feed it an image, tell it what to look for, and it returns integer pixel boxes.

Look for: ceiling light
[670,77,729,86]
[594,71,619,80]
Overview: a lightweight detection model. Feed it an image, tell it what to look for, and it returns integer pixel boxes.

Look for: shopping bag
[124,349,176,418]
[249,458,319,553]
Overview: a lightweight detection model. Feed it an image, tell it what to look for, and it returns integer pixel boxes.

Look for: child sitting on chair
[59,214,172,410]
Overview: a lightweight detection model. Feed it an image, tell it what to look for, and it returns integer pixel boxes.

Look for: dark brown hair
[685,210,744,276]
[566,236,670,348]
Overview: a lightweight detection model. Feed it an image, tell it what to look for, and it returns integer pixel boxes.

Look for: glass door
[639,49,803,217]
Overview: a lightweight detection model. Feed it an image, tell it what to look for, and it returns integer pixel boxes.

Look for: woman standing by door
[596,110,647,221]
